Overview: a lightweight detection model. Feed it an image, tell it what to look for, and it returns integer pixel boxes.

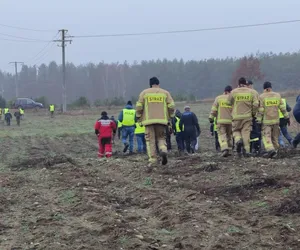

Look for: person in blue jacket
[292,95,300,148]
[118,101,136,154]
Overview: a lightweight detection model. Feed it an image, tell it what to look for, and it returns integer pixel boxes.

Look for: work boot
[123,143,129,153]
[160,151,168,165]
[292,140,298,149]
[263,150,277,158]
[221,149,229,157]
[236,139,243,157]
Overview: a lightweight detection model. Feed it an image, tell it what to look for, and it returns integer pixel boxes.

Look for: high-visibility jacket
[257,91,288,125]
[136,85,175,126]
[49,105,55,112]
[117,120,122,128]
[122,109,136,126]
[4,108,9,114]
[135,123,145,134]
[227,87,259,120]
[19,108,24,115]
[175,116,184,132]
[209,93,232,124]
[278,98,286,118]
[213,117,217,132]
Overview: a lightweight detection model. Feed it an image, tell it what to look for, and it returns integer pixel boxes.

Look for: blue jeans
[122,126,135,152]
[176,132,185,151]
[136,133,146,153]
[280,125,293,144]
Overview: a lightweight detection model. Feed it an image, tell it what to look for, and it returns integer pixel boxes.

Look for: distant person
[278,98,293,146]
[0,108,2,120]
[5,109,12,126]
[118,101,136,154]
[257,82,289,158]
[136,77,175,166]
[172,109,185,154]
[117,120,122,140]
[135,122,146,154]
[14,110,21,126]
[292,95,300,148]
[165,123,172,152]
[49,104,55,118]
[19,107,24,120]
[110,116,118,143]
[227,77,259,157]
[179,106,201,154]
[210,117,220,152]
[94,111,116,158]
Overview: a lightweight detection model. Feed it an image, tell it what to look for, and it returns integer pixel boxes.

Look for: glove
[286,118,291,126]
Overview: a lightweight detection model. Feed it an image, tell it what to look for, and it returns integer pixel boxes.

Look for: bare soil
[1,134,300,250]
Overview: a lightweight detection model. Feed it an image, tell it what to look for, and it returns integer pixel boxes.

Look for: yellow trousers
[232,119,251,153]
[145,125,167,163]
[217,124,233,151]
[262,124,280,151]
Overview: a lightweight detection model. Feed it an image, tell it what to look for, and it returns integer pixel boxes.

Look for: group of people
[94,76,300,165]
[0,108,24,126]
[209,77,295,158]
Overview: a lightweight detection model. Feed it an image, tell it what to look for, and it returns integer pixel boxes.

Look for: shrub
[0,96,6,108]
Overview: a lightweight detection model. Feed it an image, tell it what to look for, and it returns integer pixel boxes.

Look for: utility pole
[9,62,24,98]
[54,29,72,112]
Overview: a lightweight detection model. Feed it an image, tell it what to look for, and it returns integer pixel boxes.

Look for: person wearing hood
[292,95,300,148]
[94,111,116,158]
[118,101,136,154]
[179,106,200,154]
[172,109,185,153]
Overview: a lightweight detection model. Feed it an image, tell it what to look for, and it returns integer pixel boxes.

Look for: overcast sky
[1,0,300,72]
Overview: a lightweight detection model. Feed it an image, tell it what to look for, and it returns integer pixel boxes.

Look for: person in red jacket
[94,111,117,158]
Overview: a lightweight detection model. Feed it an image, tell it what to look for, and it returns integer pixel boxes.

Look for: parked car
[13,98,44,109]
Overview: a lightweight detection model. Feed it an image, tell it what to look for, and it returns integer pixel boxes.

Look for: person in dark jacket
[5,109,12,126]
[292,95,300,148]
[278,98,293,146]
[179,106,201,153]
[14,110,21,126]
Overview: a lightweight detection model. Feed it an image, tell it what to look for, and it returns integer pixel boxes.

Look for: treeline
[0,51,300,105]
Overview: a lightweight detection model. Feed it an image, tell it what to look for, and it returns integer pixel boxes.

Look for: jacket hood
[125,104,133,109]
[175,109,182,118]
[100,115,109,120]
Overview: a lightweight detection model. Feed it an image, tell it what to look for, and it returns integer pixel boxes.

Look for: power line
[0,37,48,43]
[0,32,49,42]
[26,32,60,64]
[72,19,300,38]
[30,43,57,66]
[0,23,55,32]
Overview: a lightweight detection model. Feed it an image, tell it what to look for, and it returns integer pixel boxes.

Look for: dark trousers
[280,125,293,144]
[176,132,185,151]
[165,131,171,150]
[184,135,197,153]
[6,118,10,126]
[294,133,300,147]
[214,131,220,151]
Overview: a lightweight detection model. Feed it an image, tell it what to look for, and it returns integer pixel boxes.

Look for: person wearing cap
[118,101,136,154]
[94,111,117,158]
[227,77,259,157]
[209,85,233,157]
[257,81,289,158]
[179,106,200,154]
[136,77,175,166]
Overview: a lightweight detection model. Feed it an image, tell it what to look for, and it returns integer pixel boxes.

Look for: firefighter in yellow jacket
[257,81,289,158]
[209,85,233,157]
[136,77,175,165]
[227,77,259,156]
